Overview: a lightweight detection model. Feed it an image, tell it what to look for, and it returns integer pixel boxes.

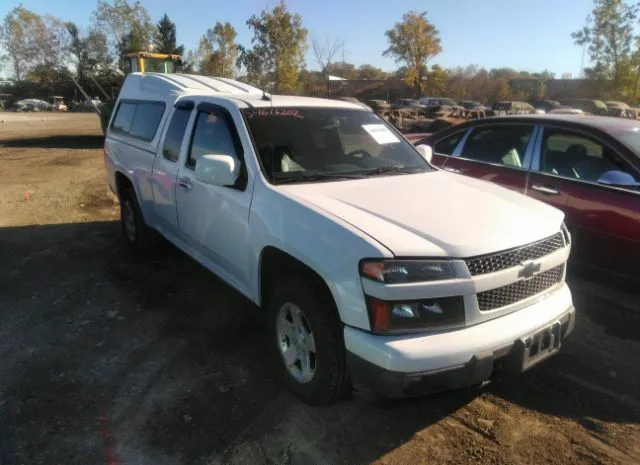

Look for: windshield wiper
[273,171,365,184]
[272,166,425,184]
[351,165,423,176]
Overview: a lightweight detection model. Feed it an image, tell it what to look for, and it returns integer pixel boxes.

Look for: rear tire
[119,188,156,254]
[268,277,351,405]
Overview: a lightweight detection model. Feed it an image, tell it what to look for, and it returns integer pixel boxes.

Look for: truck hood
[278,171,564,258]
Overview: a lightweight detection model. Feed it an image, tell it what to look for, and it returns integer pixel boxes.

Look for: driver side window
[539,129,632,183]
[187,108,241,169]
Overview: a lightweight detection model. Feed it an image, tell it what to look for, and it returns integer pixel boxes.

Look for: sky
[0,0,594,78]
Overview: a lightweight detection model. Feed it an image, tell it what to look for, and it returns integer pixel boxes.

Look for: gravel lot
[1,113,639,465]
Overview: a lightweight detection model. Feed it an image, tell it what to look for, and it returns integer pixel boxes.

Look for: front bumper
[345,284,575,398]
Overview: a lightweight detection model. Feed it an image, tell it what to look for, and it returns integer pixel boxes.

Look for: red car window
[460,126,533,168]
[540,130,633,182]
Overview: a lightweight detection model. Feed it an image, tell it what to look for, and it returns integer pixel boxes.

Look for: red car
[414,114,640,281]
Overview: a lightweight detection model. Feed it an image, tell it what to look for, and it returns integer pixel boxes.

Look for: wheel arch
[259,246,341,321]
[115,171,134,197]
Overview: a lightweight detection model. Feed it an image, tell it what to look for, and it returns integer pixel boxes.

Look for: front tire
[268,278,351,405]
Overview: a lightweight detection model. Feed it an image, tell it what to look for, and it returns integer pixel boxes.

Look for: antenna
[261,88,271,101]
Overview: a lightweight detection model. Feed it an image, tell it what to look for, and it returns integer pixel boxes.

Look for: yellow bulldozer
[75,51,182,134]
[121,51,182,74]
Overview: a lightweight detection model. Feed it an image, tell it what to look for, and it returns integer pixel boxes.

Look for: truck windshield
[242,107,432,184]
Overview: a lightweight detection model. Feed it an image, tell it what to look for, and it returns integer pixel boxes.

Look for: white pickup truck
[105,73,575,405]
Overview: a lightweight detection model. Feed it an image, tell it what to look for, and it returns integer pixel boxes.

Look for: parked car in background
[612,107,640,120]
[459,100,490,111]
[605,101,635,118]
[419,97,458,107]
[385,104,488,134]
[105,73,575,404]
[384,108,433,132]
[392,98,426,110]
[414,114,640,281]
[559,99,607,115]
[14,99,52,112]
[367,99,390,113]
[549,108,584,115]
[605,101,629,110]
[532,100,565,113]
[493,101,535,115]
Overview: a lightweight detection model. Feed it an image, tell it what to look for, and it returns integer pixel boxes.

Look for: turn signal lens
[366,296,465,333]
[361,261,385,282]
[368,297,391,331]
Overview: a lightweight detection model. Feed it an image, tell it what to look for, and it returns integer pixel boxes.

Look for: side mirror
[415,144,433,163]
[195,154,239,187]
[597,170,638,187]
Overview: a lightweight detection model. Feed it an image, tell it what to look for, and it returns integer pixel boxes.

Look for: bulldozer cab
[99,52,182,135]
[122,52,182,74]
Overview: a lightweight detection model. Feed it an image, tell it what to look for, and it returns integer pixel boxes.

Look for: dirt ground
[0,113,639,465]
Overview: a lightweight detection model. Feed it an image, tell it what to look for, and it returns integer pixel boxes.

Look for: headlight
[360,259,456,283]
[366,295,465,333]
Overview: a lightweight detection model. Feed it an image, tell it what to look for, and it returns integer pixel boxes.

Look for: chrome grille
[465,233,564,276]
[476,265,564,311]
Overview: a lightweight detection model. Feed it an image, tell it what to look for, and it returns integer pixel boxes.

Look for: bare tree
[312,36,343,93]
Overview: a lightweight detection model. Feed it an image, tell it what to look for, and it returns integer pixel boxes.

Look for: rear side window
[162,108,192,162]
[111,100,165,141]
[112,102,135,134]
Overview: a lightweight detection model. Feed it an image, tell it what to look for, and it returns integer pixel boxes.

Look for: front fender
[248,180,392,330]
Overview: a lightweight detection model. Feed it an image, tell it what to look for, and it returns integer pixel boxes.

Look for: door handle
[531,184,559,195]
[444,167,463,174]
[178,176,193,191]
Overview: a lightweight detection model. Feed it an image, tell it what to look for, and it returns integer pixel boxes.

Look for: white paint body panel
[344,284,573,373]
[278,171,564,257]
[104,73,574,376]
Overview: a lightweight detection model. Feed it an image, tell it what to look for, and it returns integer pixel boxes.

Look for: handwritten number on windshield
[246,108,305,119]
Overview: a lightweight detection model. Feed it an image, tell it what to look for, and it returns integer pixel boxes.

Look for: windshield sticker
[245,108,304,119]
[362,124,400,144]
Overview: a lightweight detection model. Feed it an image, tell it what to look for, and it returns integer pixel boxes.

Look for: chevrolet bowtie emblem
[518,260,541,279]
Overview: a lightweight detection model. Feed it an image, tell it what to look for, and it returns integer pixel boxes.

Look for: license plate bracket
[518,322,562,371]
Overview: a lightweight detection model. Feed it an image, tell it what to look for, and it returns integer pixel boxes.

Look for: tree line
[573,0,640,101]
[0,0,635,103]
